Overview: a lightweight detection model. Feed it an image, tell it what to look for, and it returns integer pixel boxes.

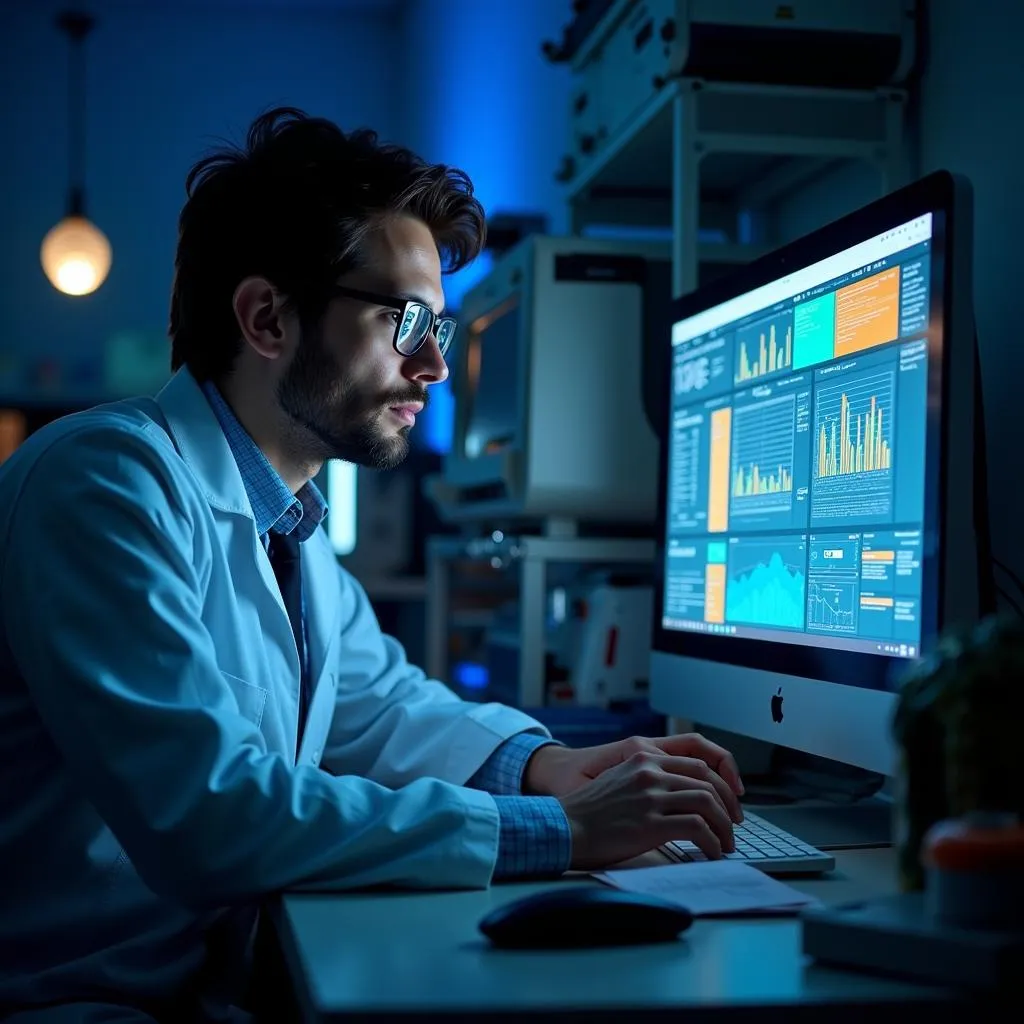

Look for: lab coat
[0,367,549,1014]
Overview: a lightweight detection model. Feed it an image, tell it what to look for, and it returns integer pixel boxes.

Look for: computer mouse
[478,885,693,949]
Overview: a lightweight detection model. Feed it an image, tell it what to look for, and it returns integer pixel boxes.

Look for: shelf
[426,534,657,705]
[567,80,677,226]
[565,78,905,236]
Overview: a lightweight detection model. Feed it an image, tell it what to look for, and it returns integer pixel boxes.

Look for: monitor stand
[748,796,893,850]
[741,753,892,847]
[704,737,897,847]
[709,730,896,849]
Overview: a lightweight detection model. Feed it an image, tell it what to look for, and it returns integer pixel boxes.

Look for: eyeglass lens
[395,303,456,356]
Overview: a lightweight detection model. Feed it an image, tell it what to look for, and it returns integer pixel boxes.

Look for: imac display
[651,173,980,774]
[665,216,931,658]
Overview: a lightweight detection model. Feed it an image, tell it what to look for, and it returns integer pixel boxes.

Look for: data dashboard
[663,216,933,659]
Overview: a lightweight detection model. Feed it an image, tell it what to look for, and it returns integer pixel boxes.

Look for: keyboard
[661,809,835,875]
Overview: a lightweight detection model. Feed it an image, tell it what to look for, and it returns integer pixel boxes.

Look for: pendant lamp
[40,11,111,297]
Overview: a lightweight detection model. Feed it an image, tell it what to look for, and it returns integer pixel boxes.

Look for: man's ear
[232,276,292,360]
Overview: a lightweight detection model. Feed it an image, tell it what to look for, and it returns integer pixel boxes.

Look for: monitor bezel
[444,252,531,492]
[460,293,524,463]
[651,171,976,693]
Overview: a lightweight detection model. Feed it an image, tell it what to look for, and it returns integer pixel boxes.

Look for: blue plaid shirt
[202,385,572,879]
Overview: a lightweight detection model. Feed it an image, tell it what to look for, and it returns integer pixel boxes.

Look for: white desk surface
[273,848,962,1022]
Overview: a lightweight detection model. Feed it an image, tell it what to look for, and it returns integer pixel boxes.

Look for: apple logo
[770,687,784,723]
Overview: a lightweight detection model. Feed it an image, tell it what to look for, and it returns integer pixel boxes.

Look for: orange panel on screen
[707,407,731,533]
[835,267,900,357]
[704,563,726,623]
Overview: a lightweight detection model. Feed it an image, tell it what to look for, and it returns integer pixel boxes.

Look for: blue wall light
[453,661,489,690]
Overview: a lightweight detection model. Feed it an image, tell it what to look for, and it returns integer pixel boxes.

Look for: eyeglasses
[332,286,457,358]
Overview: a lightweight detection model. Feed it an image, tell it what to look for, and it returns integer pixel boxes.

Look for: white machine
[551,0,917,187]
[427,235,670,526]
[566,582,653,707]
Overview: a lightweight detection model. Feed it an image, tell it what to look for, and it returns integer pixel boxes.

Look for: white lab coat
[0,367,548,1014]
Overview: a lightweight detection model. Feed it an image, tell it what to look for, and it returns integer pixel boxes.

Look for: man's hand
[524,734,745,869]
[527,734,743,806]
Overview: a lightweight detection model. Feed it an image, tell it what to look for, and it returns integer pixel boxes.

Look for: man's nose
[401,331,449,385]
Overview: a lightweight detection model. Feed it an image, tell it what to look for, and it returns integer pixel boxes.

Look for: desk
[272,849,963,1022]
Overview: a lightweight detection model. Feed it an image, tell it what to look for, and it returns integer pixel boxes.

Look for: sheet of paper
[593,859,819,917]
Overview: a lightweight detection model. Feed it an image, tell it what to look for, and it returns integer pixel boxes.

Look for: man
[0,108,743,1021]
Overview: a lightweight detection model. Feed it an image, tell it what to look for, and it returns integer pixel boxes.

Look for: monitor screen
[464,296,521,459]
[663,212,938,670]
[323,459,357,557]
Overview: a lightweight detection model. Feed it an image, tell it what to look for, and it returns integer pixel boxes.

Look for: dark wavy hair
[169,107,487,382]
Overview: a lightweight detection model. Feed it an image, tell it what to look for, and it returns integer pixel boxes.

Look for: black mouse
[478,886,693,949]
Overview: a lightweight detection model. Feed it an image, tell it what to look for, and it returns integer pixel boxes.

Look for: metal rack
[426,532,654,707]
[567,77,909,295]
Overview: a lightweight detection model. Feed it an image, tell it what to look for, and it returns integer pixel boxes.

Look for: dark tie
[267,529,310,748]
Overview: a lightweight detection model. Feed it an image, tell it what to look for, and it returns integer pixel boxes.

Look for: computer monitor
[321,460,357,557]
[650,172,980,776]
[428,235,671,525]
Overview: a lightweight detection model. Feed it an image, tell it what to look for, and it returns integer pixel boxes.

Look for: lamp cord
[58,11,93,217]
[69,32,85,213]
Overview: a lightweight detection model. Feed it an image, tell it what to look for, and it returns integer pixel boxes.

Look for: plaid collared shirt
[203,383,326,542]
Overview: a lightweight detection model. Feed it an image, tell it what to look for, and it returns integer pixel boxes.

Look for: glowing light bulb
[40,215,112,296]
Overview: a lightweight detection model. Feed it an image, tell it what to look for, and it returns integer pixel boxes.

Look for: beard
[276,327,427,471]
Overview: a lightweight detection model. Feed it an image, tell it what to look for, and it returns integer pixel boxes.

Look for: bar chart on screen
[734,312,794,384]
[811,364,896,526]
[729,393,796,521]
[816,380,892,478]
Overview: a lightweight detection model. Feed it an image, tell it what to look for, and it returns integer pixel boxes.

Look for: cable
[993,556,1024,601]
[996,582,1024,621]
[972,325,1024,617]
[973,326,999,617]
